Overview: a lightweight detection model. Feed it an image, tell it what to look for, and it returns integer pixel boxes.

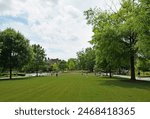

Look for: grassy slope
[0,73,150,102]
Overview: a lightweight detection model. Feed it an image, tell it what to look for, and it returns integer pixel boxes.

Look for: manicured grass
[0,73,150,102]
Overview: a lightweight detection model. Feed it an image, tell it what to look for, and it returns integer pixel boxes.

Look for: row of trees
[77,48,95,72]
[47,48,96,73]
[46,58,77,72]
[0,27,94,78]
[0,28,46,79]
[0,0,149,81]
[82,0,150,80]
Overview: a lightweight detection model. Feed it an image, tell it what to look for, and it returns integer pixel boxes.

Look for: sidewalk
[114,75,150,81]
[0,73,51,80]
[0,76,29,80]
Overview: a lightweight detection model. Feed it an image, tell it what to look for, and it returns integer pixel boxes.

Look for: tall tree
[137,0,150,60]
[84,0,149,80]
[118,0,150,80]
[58,60,67,71]
[67,58,77,70]
[31,44,46,76]
[77,50,86,70]
[77,48,96,72]
[85,48,96,72]
[116,0,138,80]
[84,9,129,77]
[0,28,32,79]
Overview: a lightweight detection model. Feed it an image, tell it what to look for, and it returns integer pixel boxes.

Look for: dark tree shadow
[97,77,150,90]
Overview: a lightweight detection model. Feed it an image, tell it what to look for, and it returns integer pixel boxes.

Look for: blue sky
[0,0,120,60]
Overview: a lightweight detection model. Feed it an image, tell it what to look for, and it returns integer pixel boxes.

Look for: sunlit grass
[0,73,150,102]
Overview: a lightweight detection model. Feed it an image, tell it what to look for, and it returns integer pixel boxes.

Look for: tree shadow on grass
[98,77,150,90]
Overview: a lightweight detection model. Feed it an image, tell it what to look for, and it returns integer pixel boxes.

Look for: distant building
[47,58,61,65]
[46,58,61,71]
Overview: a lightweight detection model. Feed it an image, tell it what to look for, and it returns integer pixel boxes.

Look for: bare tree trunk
[118,68,121,75]
[129,34,136,81]
[10,66,12,79]
[130,54,136,81]
[36,68,39,77]
[109,68,112,78]
[9,52,12,79]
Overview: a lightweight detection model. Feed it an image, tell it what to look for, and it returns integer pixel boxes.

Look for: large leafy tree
[137,0,150,60]
[116,0,139,80]
[0,28,32,79]
[84,0,149,80]
[84,10,129,77]
[0,31,3,73]
[117,0,150,80]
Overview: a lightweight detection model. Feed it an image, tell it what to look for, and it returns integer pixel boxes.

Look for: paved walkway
[0,73,51,80]
[114,75,150,81]
[1,74,150,81]
[0,76,28,80]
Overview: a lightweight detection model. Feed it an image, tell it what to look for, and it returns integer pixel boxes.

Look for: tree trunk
[118,68,121,75]
[109,68,112,78]
[36,69,38,77]
[130,53,136,81]
[10,66,12,79]
[36,66,39,77]
[129,33,136,81]
[106,71,108,76]
[9,51,12,79]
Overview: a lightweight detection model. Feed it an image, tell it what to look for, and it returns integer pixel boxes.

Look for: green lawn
[0,73,150,102]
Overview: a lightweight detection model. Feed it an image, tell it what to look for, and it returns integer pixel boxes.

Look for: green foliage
[30,44,46,76]
[85,48,96,72]
[58,60,67,71]
[84,0,150,80]
[77,50,86,70]
[136,0,150,59]
[0,28,32,79]
[137,58,150,72]
[77,47,96,72]
[67,58,77,70]
[52,63,59,72]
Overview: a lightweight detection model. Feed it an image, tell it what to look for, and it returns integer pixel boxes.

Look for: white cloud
[0,0,120,60]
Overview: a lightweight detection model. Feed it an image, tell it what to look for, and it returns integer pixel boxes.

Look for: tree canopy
[0,28,32,79]
[77,47,95,72]
[31,44,46,76]
[84,0,150,80]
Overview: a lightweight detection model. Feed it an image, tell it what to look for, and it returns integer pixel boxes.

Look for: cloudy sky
[0,0,120,60]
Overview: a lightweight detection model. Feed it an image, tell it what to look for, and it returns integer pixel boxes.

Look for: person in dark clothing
[138,71,140,77]
[56,72,58,77]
